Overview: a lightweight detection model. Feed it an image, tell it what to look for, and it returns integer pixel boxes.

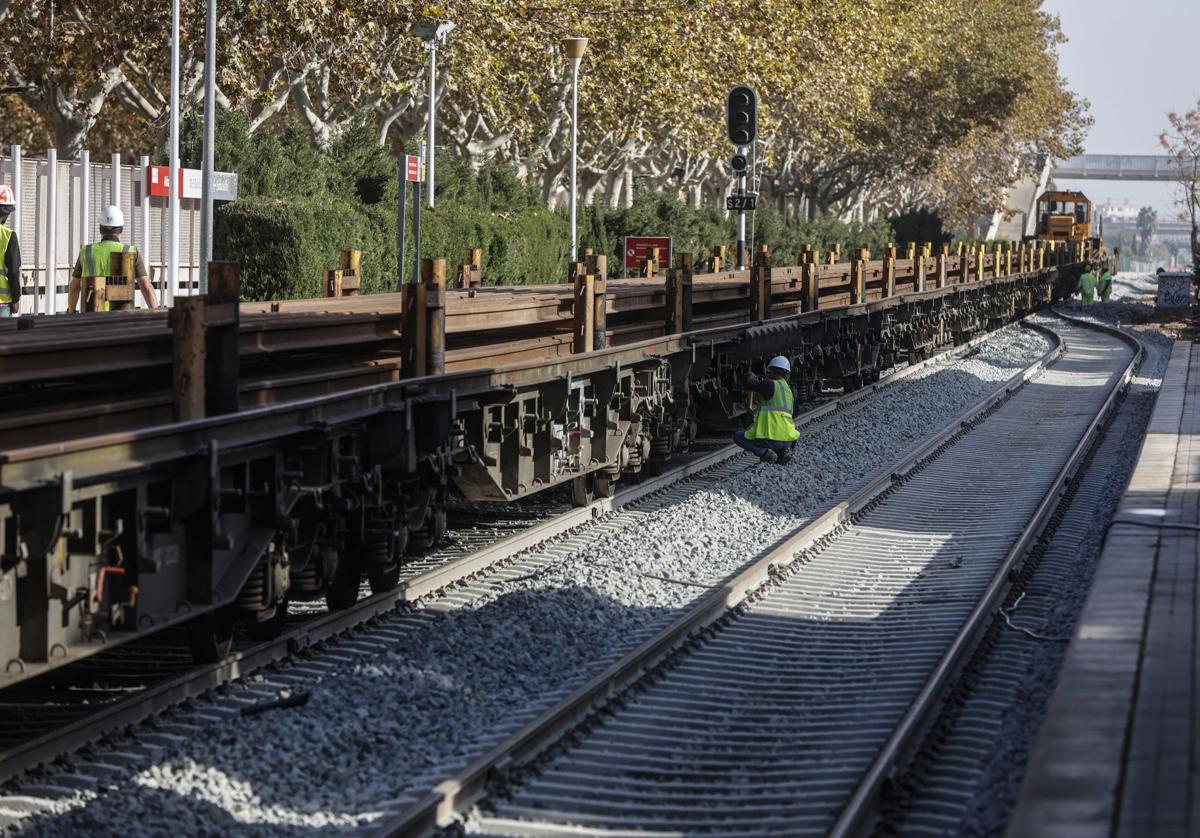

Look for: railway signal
[726,85,757,146]
[727,85,757,270]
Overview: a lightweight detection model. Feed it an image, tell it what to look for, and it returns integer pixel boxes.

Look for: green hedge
[215,193,570,301]
[201,115,921,298]
[215,197,391,300]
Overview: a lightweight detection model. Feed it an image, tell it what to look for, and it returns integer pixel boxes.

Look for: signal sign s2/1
[726,195,758,212]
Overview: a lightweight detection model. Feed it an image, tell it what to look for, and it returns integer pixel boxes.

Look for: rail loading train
[0,244,1091,684]
[1032,189,1097,246]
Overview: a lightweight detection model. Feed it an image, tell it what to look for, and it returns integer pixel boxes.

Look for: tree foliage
[1160,101,1200,272]
[1136,206,1158,260]
[1,0,1088,229]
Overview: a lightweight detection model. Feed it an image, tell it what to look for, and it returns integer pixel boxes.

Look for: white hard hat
[0,184,15,206]
[99,205,124,228]
[767,355,791,373]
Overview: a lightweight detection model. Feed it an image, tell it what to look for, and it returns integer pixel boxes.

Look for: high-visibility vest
[0,225,11,304]
[79,240,136,278]
[746,378,800,443]
[1078,272,1097,295]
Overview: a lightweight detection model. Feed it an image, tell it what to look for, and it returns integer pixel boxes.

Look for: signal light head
[726,85,757,147]
[730,154,748,173]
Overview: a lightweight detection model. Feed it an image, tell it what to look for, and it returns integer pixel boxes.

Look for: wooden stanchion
[170,261,241,421]
[424,258,446,375]
[666,253,695,334]
[883,243,896,297]
[571,262,593,353]
[456,248,483,289]
[749,244,771,321]
[851,246,869,304]
[802,248,820,311]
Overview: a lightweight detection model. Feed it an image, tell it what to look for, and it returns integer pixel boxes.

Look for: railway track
[0,331,1004,789]
[0,324,1045,827]
[365,313,1140,837]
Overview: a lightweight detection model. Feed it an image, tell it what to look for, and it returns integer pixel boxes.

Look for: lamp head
[562,37,588,61]
[413,19,455,43]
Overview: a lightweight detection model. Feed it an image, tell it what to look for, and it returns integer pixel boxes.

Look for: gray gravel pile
[882,280,1172,837]
[1,325,1051,838]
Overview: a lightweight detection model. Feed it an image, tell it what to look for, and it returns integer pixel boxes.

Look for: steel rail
[369,321,1077,837]
[0,328,1014,784]
[825,309,1143,837]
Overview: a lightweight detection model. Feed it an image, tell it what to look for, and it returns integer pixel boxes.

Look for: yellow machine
[1032,190,1093,244]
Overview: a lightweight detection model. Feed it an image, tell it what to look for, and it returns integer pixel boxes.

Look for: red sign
[145,166,204,199]
[145,165,239,201]
[623,236,672,272]
[405,155,422,183]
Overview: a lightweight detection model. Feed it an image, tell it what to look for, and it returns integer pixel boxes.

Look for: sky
[1042,0,1200,215]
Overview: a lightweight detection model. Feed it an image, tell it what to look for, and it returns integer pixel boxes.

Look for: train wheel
[569,474,595,507]
[189,606,235,664]
[367,526,407,594]
[411,508,447,551]
[247,599,288,642]
[324,549,361,611]
[595,473,616,500]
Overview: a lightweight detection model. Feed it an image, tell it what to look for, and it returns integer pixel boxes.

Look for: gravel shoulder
[1,324,1051,838]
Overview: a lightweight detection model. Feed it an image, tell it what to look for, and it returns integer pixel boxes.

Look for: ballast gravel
[2,324,1051,837]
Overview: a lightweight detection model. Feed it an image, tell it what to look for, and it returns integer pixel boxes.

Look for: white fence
[2,147,204,314]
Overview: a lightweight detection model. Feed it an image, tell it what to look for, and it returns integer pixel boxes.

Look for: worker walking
[69,205,158,312]
[1077,268,1098,306]
[0,185,22,317]
[733,355,800,465]
[1097,263,1114,302]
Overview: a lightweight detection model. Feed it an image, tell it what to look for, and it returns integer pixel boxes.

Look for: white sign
[1157,274,1193,308]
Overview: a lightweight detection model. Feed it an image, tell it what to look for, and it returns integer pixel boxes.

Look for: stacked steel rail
[0,239,1092,692]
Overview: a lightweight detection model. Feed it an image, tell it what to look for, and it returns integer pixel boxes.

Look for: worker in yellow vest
[1097,263,1114,302]
[68,205,158,312]
[0,185,22,317]
[733,355,800,465]
[1076,268,1098,306]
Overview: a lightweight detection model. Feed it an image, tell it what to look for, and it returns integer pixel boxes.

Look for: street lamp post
[168,0,181,299]
[563,37,588,262]
[199,0,217,294]
[412,20,455,210]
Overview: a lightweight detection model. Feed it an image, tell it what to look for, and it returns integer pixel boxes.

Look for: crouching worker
[733,355,799,465]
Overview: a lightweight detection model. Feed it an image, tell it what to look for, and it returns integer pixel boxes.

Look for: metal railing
[2,146,204,314]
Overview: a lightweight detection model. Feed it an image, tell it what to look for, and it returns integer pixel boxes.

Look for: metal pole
[426,43,436,209]
[397,159,407,290]
[748,144,756,256]
[168,0,181,298]
[140,155,156,302]
[76,150,89,311]
[46,148,58,315]
[737,172,746,270]
[10,145,21,243]
[570,58,580,261]
[414,146,423,284]
[110,151,121,207]
[80,149,91,250]
[199,0,216,293]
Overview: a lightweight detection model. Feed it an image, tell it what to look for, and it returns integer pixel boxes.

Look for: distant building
[1099,203,1138,223]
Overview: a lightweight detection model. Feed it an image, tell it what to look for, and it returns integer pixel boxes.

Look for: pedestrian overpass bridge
[1051,154,1188,182]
